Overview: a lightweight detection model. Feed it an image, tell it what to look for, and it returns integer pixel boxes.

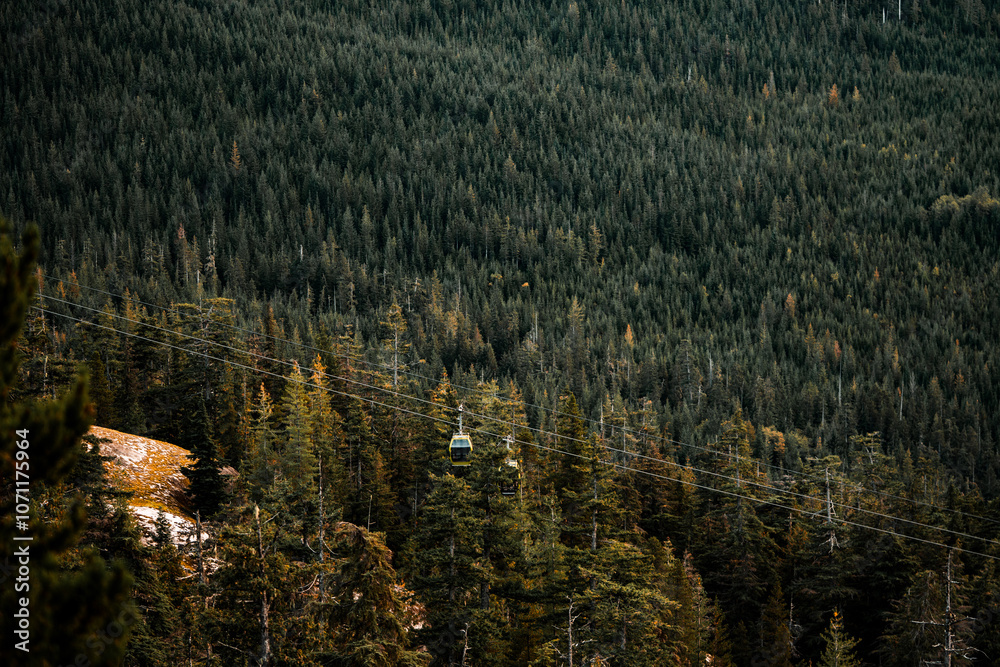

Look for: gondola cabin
[499,435,520,496]
[500,459,520,497]
[449,434,472,466]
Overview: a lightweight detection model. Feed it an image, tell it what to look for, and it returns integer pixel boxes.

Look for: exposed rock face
[88,426,207,547]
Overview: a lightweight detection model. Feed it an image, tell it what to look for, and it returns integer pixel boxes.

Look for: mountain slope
[90,425,204,546]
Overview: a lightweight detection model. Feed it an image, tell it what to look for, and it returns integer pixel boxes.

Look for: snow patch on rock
[88,426,197,546]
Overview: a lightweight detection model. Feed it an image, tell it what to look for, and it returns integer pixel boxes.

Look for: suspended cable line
[605,460,1000,562]
[34,304,1000,558]
[41,273,1000,527]
[36,294,1000,546]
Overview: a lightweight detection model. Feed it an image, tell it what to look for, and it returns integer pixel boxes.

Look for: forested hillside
[3,0,1000,664]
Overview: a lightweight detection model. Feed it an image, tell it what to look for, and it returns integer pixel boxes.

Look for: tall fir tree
[404,473,483,666]
[757,583,794,667]
[325,522,430,667]
[279,361,319,538]
[180,392,227,517]
[818,609,861,667]
[0,220,133,665]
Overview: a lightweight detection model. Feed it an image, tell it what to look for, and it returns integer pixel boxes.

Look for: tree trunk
[318,450,325,603]
[196,510,205,586]
[256,506,271,667]
[591,477,598,552]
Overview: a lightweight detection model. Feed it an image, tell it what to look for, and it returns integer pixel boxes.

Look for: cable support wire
[34,296,1000,548]
[41,274,1000,528]
[40,292,607,481]
[39,292,455,416]
[43,275,816,471]
[33,303,1000,559]
[605,460,1000,562]
[44,276,1000,529]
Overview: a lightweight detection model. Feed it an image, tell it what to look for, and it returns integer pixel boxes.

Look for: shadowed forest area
[2,0,1000,664]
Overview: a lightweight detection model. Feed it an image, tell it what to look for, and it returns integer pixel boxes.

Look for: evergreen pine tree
[551,393,592,544]
[180,392,227,516]
[524,491,570,660]
[757,583,794,667]
[0,220,133,665]
[818,609,861,667]
[210,504,296,666]
[881,551,976,667]
[279,361,318,535]
[581,538,678,665]
[695,410,778,628]
[325,522,430,666]
[465,434,531,663]
[405,473,483,666]
[244,382,278,500]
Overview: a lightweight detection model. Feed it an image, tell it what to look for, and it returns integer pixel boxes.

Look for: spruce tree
[244,382,278,501]
[757,583,794,667]
[325,522,430,666]
[881,551,976,667]
[581,538,678,665]
[791,458,862,661]
[0,220,133,665]
[465,434,531,663]
[210,504,296,666]
[695,410,778,628]
[405,473,483,666]
[524,492,570,659]
[180,392,226,517]
[279,361,318,537]
[818,609,861,667]
[551,393,594,547]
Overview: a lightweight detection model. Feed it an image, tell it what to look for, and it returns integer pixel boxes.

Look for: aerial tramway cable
[42,274,1000,529]
[33,302,1000,562]
[37,293,1000,549]
[35,295,1000,549]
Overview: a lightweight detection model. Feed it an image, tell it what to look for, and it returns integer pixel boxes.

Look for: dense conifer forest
[3,0,1000,664]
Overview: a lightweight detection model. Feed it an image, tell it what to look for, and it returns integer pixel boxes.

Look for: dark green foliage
[5,0,1000,493]
[180,392,227,517]
[694,412,779,629]
[95,501,183,667]
[757,583,794,667]
[208,504,297,666]
[404,473,483,665]
[325,522,429,667]
[4,0,1000,664]
[581,538,679,664]
[0,220,133,665]
[881,550,976,667]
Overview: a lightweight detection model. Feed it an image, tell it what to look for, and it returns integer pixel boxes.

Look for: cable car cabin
[449,434,472,466]
[500,459,520,497]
